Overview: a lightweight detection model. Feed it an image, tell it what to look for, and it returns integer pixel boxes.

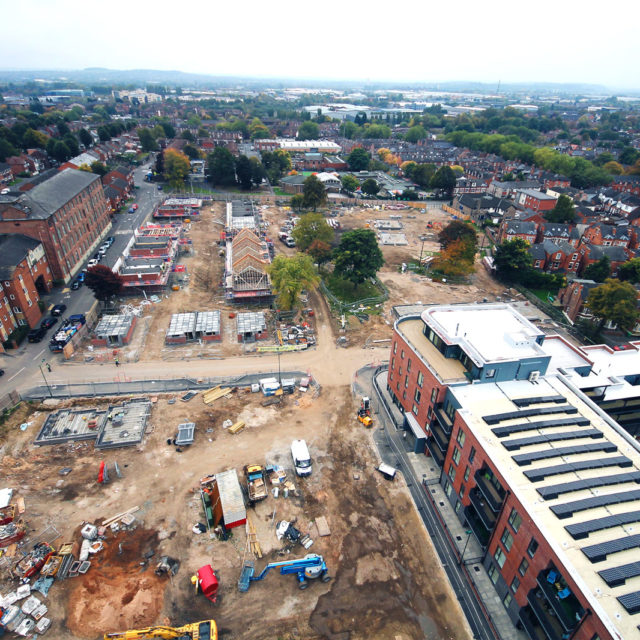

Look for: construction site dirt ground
[0,385,472,640]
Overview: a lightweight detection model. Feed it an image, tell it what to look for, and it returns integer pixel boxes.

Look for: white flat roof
[450,375,640,640]
[583,342,640,377]
[541,335,593,373]
[423,304,546,366]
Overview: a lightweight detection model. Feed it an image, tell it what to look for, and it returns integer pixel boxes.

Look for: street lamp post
[39,359,53,398]
[419,235,428,267]
[459,528,473,566]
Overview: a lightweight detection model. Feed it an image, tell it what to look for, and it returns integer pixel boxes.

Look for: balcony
[464,505,490,548]
[430,421,450,453]
[519,606,549,640]
[527,589,565,640]
[433,403,454,434]
[426,436,445,467]
[468,487,498,530]
[474,469,506,512]
[536,567,584,632]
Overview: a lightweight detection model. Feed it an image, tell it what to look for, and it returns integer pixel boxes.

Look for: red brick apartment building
[0,234,52,331]
[0,169,111,283]
[516,189,558,213]
[386,304,640,640]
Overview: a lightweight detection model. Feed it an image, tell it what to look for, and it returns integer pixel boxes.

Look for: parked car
[157,185,163,191]
[132,203,138,210]
[128,206,135,213]
[71,279,82,290]
[284,237,296,248]
[27,326,47,343]
[98,246,107,256]
[291,439,312,477]
[105,237,115,246]
[40,317,57,330]
[50,304,67,317]
[77,272,86,283]
[87,259,98,268]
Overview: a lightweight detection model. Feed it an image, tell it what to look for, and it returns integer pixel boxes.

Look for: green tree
[412,163,436,188]
[618,258,640,284]
[50,140,71,162]
[207,147,236,186]
[545,194,576,223]
[261,149,291,184]
[160,122,176,139]
[78,128,93,148]
[405,125,427,142]
[361,178,380,196]
[603,161,624,175]
[347,147,370,171]
[302,175,327,210]
[249,156,266,187]
[297,121,320,140]
[292,213,334,252]
[619,147,640,166]
[267,253,320,310]
[22,128,49,149]
[235,154,254,190]
[84,265,124,303]
[97,126,111,142]
[164,149,191,189]
[138,128,158,152]
[583,255,611,283]
[182,143,201,160]
[0,138,19,161]
[438,221,477,260]
[333,229,384,286]
[362,124,391,139]
[249,117,270,140]
[339,121,361,139]
[494,238,533,283]
[586,278,639,331]
[341,174,359,193]
[63,134,80,157]
[90,161,109,177]
[290,194,305,211]
[430,166,457,198]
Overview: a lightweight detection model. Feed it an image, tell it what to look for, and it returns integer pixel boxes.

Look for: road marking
[7,367,25,382]
[35,348,45,359]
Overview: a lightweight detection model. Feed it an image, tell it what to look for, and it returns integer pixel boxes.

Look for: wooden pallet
[245,516,262,559]
[228,421,245,435]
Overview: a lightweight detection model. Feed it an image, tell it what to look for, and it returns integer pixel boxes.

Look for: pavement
[353,364,527,640]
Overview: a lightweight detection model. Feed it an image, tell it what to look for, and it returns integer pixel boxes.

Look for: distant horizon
[1,66,638,96]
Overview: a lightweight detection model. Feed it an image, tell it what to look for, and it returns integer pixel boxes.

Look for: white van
[291,439,312,477]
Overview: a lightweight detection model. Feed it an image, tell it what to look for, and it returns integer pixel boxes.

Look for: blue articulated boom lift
[238,554,331,592]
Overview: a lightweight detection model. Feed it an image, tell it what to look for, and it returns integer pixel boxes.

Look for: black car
[51,304,67,316]
[28,326,47,343]
[40,317,58,330]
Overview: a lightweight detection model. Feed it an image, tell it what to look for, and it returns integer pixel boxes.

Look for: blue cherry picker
[238,554,331,592]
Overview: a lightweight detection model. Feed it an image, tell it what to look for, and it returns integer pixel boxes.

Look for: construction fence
[0,389,22,417]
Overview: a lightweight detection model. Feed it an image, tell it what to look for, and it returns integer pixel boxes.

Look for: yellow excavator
[104,619,217,640]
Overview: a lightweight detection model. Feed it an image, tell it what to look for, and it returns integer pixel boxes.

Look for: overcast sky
[2,0,639,90]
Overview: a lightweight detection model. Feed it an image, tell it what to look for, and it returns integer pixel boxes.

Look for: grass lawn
[272,187,291,197]
[530,288,558,303]
[325,273,381,303]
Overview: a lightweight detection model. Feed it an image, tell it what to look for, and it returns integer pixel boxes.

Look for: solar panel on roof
[483,404,576,425]
[512,395,566,407]
[566,510,640,540]
[524,456,632,482]
[502,428,602,451]
[539,471,640,500]
[582,534,640,563]
[514,442,617,466]
[599,561,640,587]
[617,591,640,614]
[551,489,640,519]
[493,416,590,438]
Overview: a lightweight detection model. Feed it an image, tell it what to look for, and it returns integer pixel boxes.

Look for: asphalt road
[0,164,160,385]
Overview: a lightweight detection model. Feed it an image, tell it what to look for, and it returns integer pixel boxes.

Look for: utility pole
[39,359,53,398]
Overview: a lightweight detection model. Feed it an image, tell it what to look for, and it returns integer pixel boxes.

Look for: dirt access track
[1,384,472,640]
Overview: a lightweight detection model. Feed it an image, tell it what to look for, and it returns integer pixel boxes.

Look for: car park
[51,304,67,316]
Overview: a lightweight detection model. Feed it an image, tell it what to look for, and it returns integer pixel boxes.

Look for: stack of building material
[228,421,245,435]
[202,386,233,405]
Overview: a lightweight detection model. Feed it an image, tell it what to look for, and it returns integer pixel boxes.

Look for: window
[412,404,418,415]
[527,538,538,558]
[485,368,496,379]
[402,390,406,400]
[518,558,529,577]
[401,350,405,359]
[452,447,461,465]
[404,375,409,388]
[459,484,466,499]
[510,576,520,594]
[407,358,412,372]
[389,371,393,381]
[469,447,476,464]
[454,501,461,514]
[396,382,400,391]
[9,294,14,300]
[456,428,465,448]
[444,481,453,498]
[503,593,512,609]
[417,371,424,388]
[508,508,522,533]
[488,564,499,585]
[464,466,470,482]
[501,528,514,552]
[414,388,421,403]
[431,388,438,403]
[391,358,395,371]
[494,547,506,569]
[393,342,397,354]
[448,464,456,483]
[398,367,403,376]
